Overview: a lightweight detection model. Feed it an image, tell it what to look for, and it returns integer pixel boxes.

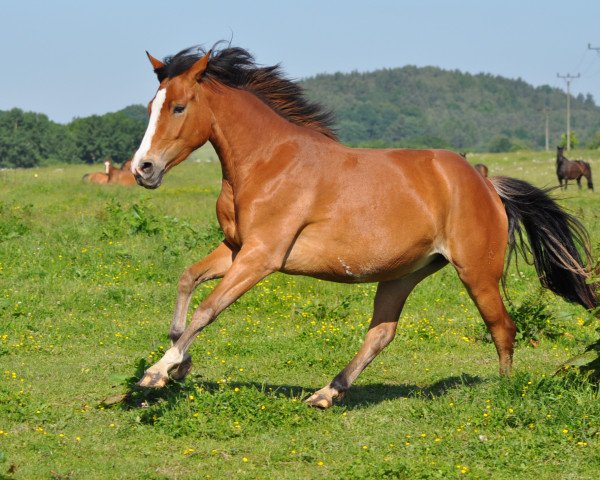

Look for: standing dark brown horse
[129,45,596,408]
[556,146,594,190]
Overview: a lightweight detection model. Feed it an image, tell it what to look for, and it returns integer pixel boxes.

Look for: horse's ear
[188,50,212,82]
[146,51,166,71]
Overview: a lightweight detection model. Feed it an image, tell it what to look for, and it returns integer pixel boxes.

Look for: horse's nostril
[140,161,154,174]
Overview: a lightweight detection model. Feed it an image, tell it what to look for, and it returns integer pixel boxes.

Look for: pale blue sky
[2,0,600,123]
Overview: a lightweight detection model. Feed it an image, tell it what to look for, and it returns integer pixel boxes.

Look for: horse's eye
[173,105,186,114]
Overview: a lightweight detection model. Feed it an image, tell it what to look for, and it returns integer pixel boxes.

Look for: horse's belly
[281,229,439,283]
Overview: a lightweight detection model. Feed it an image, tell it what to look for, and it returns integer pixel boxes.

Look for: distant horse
[82,159,111,184]
[129,45,596,408]
[107,158,136,186]
[556,146,594,190]
[474,163,489,178]
[83,158,136,186]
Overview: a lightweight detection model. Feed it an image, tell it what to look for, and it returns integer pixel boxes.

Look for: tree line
[3,65,600,168]
[0,105,147,169]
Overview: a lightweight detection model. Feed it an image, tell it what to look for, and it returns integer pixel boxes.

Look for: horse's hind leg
[577,176,582,189]
[455,266,516,375]
[305,257,447,409]
[168,241,236,379]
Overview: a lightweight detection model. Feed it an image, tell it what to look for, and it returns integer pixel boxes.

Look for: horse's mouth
[134,172,163,190]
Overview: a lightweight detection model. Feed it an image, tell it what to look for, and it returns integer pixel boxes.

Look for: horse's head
[131,50,213,189]
[556,146,565,162]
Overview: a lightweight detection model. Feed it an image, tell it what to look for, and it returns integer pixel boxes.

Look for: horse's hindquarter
[282,148,478,282]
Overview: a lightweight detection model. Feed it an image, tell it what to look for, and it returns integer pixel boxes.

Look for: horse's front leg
[170,241,236,343]
[138,242,275,388]
[166,241,237,380]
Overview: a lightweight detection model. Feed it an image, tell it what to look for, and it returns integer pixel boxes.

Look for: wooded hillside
[301,66,600,151]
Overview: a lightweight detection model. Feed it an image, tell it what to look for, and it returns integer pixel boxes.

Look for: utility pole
[543,108,549,151]
[556,73,580,151]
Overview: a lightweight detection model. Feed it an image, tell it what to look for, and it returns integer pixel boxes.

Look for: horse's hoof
[137,370,169,388]
[305,393,333,409]
[169,356,193,381]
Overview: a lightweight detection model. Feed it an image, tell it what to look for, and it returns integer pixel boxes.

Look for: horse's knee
[367,323,397,350]
[178,268,197,294]
[169,326,184,344]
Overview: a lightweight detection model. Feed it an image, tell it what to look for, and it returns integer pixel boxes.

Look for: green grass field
[1,147,599,479]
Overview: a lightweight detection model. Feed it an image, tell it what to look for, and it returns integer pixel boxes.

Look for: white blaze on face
[131,88,167,173]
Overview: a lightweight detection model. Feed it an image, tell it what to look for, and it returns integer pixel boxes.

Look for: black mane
[154,44,338,141]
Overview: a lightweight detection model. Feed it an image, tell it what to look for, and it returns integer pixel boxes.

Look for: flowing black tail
[490,176,596,310]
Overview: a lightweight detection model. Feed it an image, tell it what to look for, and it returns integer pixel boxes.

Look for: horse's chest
[216,181,238,246]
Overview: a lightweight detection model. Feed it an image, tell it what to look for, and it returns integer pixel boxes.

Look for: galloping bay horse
[130,45,596,408]
[556,146,594,190]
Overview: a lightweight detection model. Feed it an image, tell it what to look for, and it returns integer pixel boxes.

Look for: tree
[559,130,579,149]
[69,112,145,164]
[488,136,515,153]
[587,130,600,149]
[0,108,77,168]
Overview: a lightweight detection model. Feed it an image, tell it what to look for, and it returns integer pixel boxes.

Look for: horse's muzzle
[133,159,164,189]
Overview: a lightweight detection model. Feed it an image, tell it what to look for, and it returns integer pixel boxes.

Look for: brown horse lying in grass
[107,158,136,186]
[82,159,111,184]
[129,44,596,408]
[83,159,136,186]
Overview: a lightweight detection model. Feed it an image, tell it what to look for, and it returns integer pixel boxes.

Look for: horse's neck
[207,88,300,185]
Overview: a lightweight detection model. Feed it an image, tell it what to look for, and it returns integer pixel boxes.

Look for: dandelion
[242,457,249,462]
